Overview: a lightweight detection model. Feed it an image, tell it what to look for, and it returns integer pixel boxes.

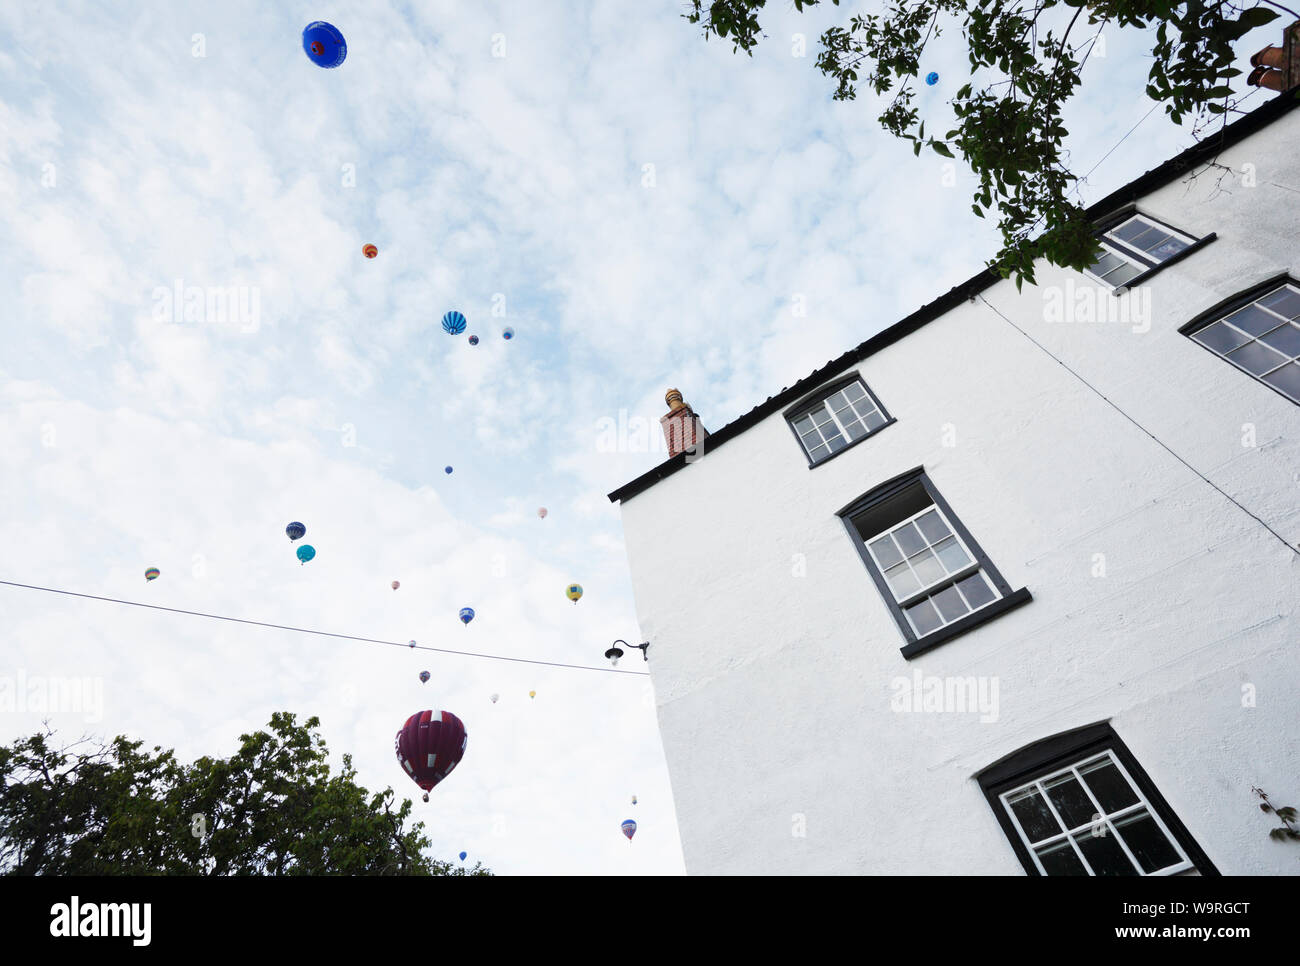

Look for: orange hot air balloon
[362,244,378,258]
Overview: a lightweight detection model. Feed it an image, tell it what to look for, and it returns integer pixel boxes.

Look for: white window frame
[1083,214,1198,291]
[789,378,888,463]
[1189,282,1300,405]
[999,750,1193,877]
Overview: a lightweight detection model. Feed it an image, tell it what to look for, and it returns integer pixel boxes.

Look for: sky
[0,1,1279,875]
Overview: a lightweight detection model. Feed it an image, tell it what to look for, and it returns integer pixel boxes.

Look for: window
[977,723,1218,876]
[838,468,1030,657]
[1185,280,1300,405]
[1084,213,1201,290]
[785,375,893,466]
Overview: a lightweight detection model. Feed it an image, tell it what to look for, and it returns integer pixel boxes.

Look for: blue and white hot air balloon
[459,607,475,626]
[925,71,939,86]
[286,521,306,541]
[621,819,637,842]
[296,544,316,565]
[442,311,467,335]
[302,22,347,68]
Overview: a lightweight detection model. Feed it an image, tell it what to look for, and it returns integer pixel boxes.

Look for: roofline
[608,88,1300,505]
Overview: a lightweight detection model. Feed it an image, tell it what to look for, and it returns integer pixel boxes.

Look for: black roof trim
[608,89,1300,505]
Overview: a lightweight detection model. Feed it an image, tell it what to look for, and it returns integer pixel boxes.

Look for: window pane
[1226,340,1288,376]
[1145,236,1188,261]
[1037,840,1089,876]
[884,561,921,598]
[843,418,869,442]
[1113,811,1183,874]
[807,443,827,462]
[830,392,852,414]
[931,584,969,623]
[1192,320,1251,355]
[934,535,970,572]
[1262,363,1300,402]
[793,415,816,436]
[843,381,867,402]
[1224,303,1286,337]
[1258,287,1300,321]
[869,535,903,569]
[1077,758,1139,813]
[1073,829,1138,875]
[905,598,943,636]
[863,409,886,431]
[910,549,946,587]
[1044,773,1099,830]
[956,572,997,609]
[894,522,927,557]
[914,509,950,544]
[1259,322,1300,358]
[1008,787,1062,842]
[1110,217,1154,245]
[825,432,847,453]
[1103,261,1143,286]
[1090,251,1125,275]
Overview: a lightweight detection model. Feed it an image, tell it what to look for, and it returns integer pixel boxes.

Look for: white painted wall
[616,108,1300,875]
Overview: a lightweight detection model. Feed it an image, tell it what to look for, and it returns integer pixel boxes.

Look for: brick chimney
[660,388,708,458]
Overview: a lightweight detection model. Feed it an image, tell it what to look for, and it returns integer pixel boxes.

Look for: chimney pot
[660,388,708,458]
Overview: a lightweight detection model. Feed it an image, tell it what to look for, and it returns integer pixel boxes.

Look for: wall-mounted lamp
[604,639,649,666]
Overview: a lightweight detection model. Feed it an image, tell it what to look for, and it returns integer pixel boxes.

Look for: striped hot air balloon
[144,568,160,581]
[286,521,306,541]
[441,311,467,335]
[395,709,467,802]
[459,607,475,626]
[621,819,637,841]
[362,244,378,258]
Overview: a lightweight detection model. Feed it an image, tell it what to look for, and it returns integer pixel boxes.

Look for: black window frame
[1179,273,1300,408]
[976,722,1219,877]
[837,466,1031,659]
[1085,207,1217,294]
[783,372,896,469]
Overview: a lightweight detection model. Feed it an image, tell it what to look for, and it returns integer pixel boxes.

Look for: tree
[686,0,1292,287]
[0,712,489,876]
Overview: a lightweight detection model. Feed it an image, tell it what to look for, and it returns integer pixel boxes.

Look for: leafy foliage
[686,0,1287,286]
[0,712,488,876]
[1252,786,1300,846]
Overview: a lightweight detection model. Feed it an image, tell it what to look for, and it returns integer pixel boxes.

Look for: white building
[609,94,1300,876]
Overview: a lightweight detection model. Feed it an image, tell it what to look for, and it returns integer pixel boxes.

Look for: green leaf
[931,142,955,158]
[1237,6,1281,30]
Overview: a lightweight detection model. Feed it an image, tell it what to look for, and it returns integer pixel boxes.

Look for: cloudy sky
[0,1,1275,874]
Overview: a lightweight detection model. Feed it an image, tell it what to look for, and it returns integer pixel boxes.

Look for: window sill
[899,587,1033,659]
[805,417,897,470]
[1112,233,1218,294]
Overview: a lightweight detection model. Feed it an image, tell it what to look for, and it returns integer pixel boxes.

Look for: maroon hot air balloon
[395,709,468,802]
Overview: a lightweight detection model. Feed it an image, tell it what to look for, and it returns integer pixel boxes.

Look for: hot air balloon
[459,607,475,626]
[468,335,479,345]
[302,21,347,68]
[286,522,306,541]
[632,795,638,805]
[395,709,467,802]
[444,466,453,474]
[392,580,400,590]
[442,310,467,335]
[409,640,417,649]
[502,327,514,340]
[419,671,430,684]
[537,507,547,519]
[566,584,583,603]
[362,244,378,258]
[621,819,637,841]
[925,71,939,86]
[297,545,316,565]
[144,568,160,581]
[458,851,467,861]
[529,690,536,699]
[490,693,499,704]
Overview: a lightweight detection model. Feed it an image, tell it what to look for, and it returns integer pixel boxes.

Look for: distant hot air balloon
[286,522,306,541]
[528,690,536,699]
[392,580,400,590]
[490,693,499,703]
[395,709,467,802]
[621,819,637,841]
[144,568,160,581]
[444,466,453,474]
[409,640,417,649]
[362,244,378,258]
[925,71,939,86]
[468,335,479,345]
[632,795,638,805]
[459,607,475,626]
[442,311,467,335]
[296,545,316,565]
[419,671,431,684]
[459,851,467,861]
[502,327,514,340]
[566,584,583,603]
[537,507,547,519]
[302,21,347,68]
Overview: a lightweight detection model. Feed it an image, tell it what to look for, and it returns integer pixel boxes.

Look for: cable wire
[0,579,650,676]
